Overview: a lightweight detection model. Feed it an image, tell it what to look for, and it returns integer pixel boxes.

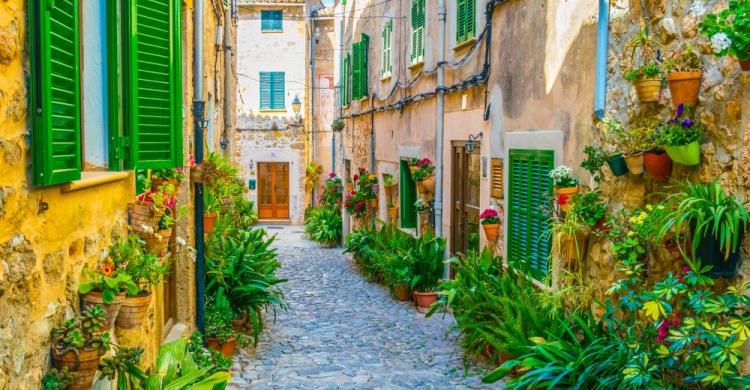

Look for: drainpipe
[193,0,207,335]
[334,16,344,174]
[310,11,317,206]
[223,3,234,156]
[370,112,375,228]
[435,0,448,279]
[593,0,610,120]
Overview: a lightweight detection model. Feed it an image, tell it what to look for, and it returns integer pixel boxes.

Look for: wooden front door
[450,142,481,255]
[257,162,290,220]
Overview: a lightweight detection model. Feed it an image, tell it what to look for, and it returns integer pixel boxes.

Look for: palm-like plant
[304,206,343,246]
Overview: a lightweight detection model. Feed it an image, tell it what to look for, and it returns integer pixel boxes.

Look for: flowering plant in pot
[549,165,580,212]
[412,158,436,193]
[79,260,139,328]
[131,184,175,236]
[409,231,446,313]
[344,190,368,218]
[51,306,111,390]
[623,29,664,103]
[654,104,702,166]
[570,189,607,234]
[700,0,750,71]
[581,145,609,183]
[480,208,501,242]
[150,167,185,190]
[663,45,703,109]
[408,157,420,173]
[598,118,629,176]
[204,295,238,358]
[382,172,396,188]
[621,117,660,176]
[321,173,343,208]
[414,197,431,214]
[387,201,399,221]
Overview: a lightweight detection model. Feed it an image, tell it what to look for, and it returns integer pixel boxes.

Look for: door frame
[450,141,480,255]
[257,161,290,220]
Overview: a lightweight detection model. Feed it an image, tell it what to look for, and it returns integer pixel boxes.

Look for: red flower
[353,175,359,181]
[329,188,335,193]
[556,194,569,206]
[359,167,366,173]
[638,69,643,75]
[345,201,351,207]
[351,191,356,195]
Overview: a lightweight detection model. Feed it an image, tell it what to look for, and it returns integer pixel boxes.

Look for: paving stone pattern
[228,226,495,389]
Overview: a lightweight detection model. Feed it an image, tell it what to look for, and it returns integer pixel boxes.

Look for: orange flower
[100,263,115,277]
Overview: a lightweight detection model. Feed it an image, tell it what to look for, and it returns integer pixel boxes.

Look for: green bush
[304,206,343,246]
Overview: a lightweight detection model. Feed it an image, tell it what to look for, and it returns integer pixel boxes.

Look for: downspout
[193,0,207,334]
[334,16,344,174]
[593,0,610,120]
[435,0,448,279]
[223,2,234,156]
[310,11,317,206]
[370,112,375,228]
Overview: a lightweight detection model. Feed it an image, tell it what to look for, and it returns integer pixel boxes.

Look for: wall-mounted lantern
[465,132,483,153]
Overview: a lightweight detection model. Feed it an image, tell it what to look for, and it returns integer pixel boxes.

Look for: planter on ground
[393,284,411,301]
[206,336,237,358]
[664,141,700,166]
[625,153,644,175]
[387,207,399,221]
[115,293,152,329]
[52,348,102,390]
[644,151,672,180]
[667,71,702,109]
[81,291,125,329]
[204,212,218,234]
[633,77,662,103]
[607,154,629,176]
[413,291,438,313]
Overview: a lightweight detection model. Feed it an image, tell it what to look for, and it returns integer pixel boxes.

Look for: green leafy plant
[205,294,236,344]
[305,161,323,189]
[624,61,663,81]
[112,235,170,296]
[622,29,663,80]
[700,0,750,60]
[414,198,430,213]
[409,230,445,292]
[331,118,345,132]
[411,158,434,182]
[52,305,111,357]
[382,173,395,187]
[320,173,343,208]
[78,265,139,304]
[570,189,607,227]
[664,44,704,72]
[41,368,76,390]
[479,208,500,225]
[581,145,609,183]
[98,346,145,390]
[304,206,343,246]
[654,104,702,147]
[150,167,186,182]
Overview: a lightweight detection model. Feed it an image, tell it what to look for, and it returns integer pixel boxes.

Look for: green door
[400,160,417,229]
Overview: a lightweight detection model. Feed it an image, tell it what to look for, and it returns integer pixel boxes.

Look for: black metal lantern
[465,132,483,153]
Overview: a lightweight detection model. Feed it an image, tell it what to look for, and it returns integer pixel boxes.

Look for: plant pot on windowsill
[115,292,152,329]
[204,212,218,234]
[206,336,237,358]
[633,76,662,103]
[607,153,629,177]
[664,141,700,166]
[625,152,644,175]
[667,71,702,109]
[644,150,672,181]
[413,291,438,313]
[388,207,399,221]
[393,284,411,301]
[52,347,102,390]
[81,291,126,329]
[482,223,499,242]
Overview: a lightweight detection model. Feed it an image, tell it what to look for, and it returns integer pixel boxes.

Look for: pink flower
[176,167,184,173]
[480,209,499,219]
[329,172,336,178]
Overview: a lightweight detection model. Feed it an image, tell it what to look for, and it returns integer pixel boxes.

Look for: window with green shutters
[381,20,393,77]
[351,34,369,100]
[29,0,83,186]
[507,149,554,282]
[259,72,285,110]
[456,0,476,44]
[342,54,351,107]
[410,0,425,64]
[261,10,283,31]
[400,160,418,229]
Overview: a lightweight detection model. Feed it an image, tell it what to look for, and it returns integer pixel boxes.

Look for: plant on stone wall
[654,104,703,165]
[320,173,343,208]
[79,262,139,304]
[699,0,750,64]
[581,145,609,183]
[664,44,704,73]
[52,306,111,357]
[623,29,663,80]
[548,165,579,188]
[331,118,345,132]
[97,346,145,389]
[41,368,76,390]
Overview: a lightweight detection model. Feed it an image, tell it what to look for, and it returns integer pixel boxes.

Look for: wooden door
[257,162,290,219]
[450,142,481,255]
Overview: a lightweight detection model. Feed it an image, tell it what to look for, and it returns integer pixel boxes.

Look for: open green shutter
[400,160,418,229]
[260,72,271,109]
[351,42,361,100]
[381,21,391,76]
[466,0,476,40]
[507,149,553,281]
[418,0,425,59]
[457,0,466,43]
[271,72,285,109]
[29,0,82,186]
[125,0,183,170]
[410,0,418,62]
[360,34,369,97]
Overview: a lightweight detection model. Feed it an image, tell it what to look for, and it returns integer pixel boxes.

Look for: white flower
[549,165,573,180]
[176,237,187,246]
[710,32,732,53]
[99,249,109,259]
[140,224,155,234]
[690,1,705,16]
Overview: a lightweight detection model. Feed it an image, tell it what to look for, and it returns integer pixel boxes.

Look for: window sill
[61,171,130,193]
[408,61,424,71]
[261,30,283,33]
[381,74,392,82]
[453,38,476,52]
[259,109,288,113]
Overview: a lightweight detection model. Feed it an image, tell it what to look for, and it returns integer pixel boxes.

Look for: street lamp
[465,132,483,153]
[291,95,301,116]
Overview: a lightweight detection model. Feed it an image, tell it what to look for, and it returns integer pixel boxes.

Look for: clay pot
[416,180,426,194]
[204,212,218,234]
[151,178,181,192]
[141,229,171,257]
[368,198,378,208]
[421,175,436,193]
[625,153,644,175]
[413,291,438,313]
[388,207,399,221]
[553,185,579,212]
[632,77,662,103]
[644,151,672,181]
[409,166,419,174]
[190,164,204,183]
[482,223,499,242]
[346,183,354,192]
[664,141,700,166]
[206,336,237,358]
[393,284,411,301]
[607,154,629,177]
[115,293,152,329]
[738,45,750,71]
[129,203,163,234]
[81,291,125,329]
[667,71,702,109]
[52,348,102,390]
[559,233,588,269]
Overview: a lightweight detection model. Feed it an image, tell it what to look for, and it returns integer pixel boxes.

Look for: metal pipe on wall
[223,3,234,156]
[309,10,318,206]
[435,0,448,279]
[593,0,610,120]
[193,0,207,335]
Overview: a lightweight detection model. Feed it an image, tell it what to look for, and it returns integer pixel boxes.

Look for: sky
[322,0,334,5]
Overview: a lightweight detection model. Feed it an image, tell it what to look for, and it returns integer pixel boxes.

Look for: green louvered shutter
[456,0,466,43]
[410,0,425,63]
[508,149,553,281]
[400,160,418,229]
[351,42,361,100]
[271,72,285,109]
[342,54,351,106]
[381,20,392,77]
[360,34,369,98]
[260,72,271,109]
[466,0,476,40]
[124,0,183,170]
[29,0,82,186]
[261,10,282,31]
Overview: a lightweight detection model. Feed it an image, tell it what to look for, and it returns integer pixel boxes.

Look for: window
[351,34,369,100]
[410,0,425,64]
[341,54,351,107]
[381,20,393,77]
[400,160,417,229]
[507,149,554,281]
[456,0,476,44]
[261,10,283,31]
[260,72,285,110]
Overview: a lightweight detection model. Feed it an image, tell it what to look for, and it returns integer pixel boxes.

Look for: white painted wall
[81,0,108,168]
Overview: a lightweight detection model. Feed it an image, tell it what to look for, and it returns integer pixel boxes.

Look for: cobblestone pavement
[227,226,496,389]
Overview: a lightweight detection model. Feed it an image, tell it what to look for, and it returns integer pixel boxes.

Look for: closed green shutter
[271,72,285,109]
[381,20,392,77]
[456,0,466,43]
[29,0,82,186]
[411,0,425,63]
[360,34,369,98]
[260,72,271,109]
[508,149,554,281]
[351,42,361,100]
[342,54,351,107]
[466,0,476,40]
[261,10,282,31]
[124,0,182,170]
[400,160,418,229]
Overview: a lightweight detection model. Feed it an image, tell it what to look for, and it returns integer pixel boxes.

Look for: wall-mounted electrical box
[248,179,256,190]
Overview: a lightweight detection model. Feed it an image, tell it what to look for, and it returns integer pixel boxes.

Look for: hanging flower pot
[633,77,662,103]
[667,71,702,109]
[393,284,411,301]
[129,203,163,234]
[482,223,499,242]
[52,348,102,390]
[416,180,426,194]
[190,164,204,183]
[409,165,419,174]
[559,233,588,270]
[739,45,750,71]
[643,150,672,181]
[413,291,438,313]
[206,336,237,358]
[553,185,578,213]
[606,154,629,177]
[421,175,436,193]
[151,178,181,192]
[115,293,152,329]
[368,198,378,208]
[204,212,218,234]
[664,141,700,166]
[81,291,126,329]
[388,207,399,221]
[625,152,644,175]
[141,229,172,257]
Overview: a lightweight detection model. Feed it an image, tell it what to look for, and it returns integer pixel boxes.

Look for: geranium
[700,1,750,60]
[556,194,569,206]
[710,32,732,54]
[480,208,500,225]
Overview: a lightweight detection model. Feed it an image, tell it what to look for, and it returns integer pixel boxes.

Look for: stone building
[0,0,236,386]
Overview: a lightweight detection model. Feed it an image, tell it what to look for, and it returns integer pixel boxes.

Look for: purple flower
[681,118,694,128]
[676,103,685,118]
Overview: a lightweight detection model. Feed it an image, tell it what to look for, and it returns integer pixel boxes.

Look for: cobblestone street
[228,226,492,389]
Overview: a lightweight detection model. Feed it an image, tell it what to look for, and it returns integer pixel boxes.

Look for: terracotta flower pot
[409,166,419,174]
[625,153,644,175]
[204,212,218,234]
[346,183,353,192]
[482,223,499,242]
[393,284,411,301]
[151,178,181,192]
[115,293,152,329]
[413,291,438,313]
[141,229,172,257]
[738,45,750,71]
[53,348,102,390]
[388,207,399,221]
[559,233,588,269]
[667,71,702,109]
[129,203,163,234]
[664,141,700,166]
[553,185,579,212]
[421,175,436,193]
[643,151,672,181]
[368,198,378,208]
[190,164,204,183]
[633,77,662,103]
[416,180,426,194]
[81,291,125,329]
[206,336,237,358]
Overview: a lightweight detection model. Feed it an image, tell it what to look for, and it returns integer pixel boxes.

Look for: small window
[261,10,283,32]
[381,20,393,77]
[260,71,285,110]
[456,0,476,44]
[410,0,425,64]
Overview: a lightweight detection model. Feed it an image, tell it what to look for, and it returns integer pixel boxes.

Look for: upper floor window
[261,10,283,31]
[456,0,476,44]
[381,20,393,78]
[410,0,425,64]
[260,71,285,110]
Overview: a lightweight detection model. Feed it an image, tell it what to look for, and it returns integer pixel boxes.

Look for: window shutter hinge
[115,136,130,160]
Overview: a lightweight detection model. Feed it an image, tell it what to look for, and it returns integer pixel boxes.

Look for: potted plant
[346,177,354,192]
[598,118,630,177]
[549,165,579,212]
[321,173,343,208]
[41,367,76,390]
[700,0,750,71]
[204,297,238,358]
[658,181,749,277]
[480,208,501,242]
[79,260,139,328]
[382,172,396,189]
[151,167,185,191]
[654,104,702,165]
[387,201,399,221]
[410,231,446,313]
[51,306,111,390]
[548,212,589,270]
[204,190,221,235]
[664,45,703,109]
[384,253,413,301]
[130,185,174,236]
[570,190,607,234]
[331,118,345,132]
[344,190,368,218]
[97,346,145,389]
[412,158,435,194]
[408,157,420,174]
[581,145,608,183]
[623,29,663,103]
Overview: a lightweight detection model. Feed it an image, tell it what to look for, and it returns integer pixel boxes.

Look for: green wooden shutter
[342,54,351,107]
[346,54,352,104]
[261,10,282,31]
[271,72,285,109]
[360,34,369,98]
[124,0,182,170]
[508,149,553,281]
[400,160,418,229]
[29,0,82,186]
[466,0,476,40]
[410,0,423,63]
[261,10,271,30]
[382,20,392,76]
[457,0,466,43]
[351,42,361,100]
[260,72,271,109]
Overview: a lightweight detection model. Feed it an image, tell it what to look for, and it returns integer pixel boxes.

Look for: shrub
[304,206,343,246]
